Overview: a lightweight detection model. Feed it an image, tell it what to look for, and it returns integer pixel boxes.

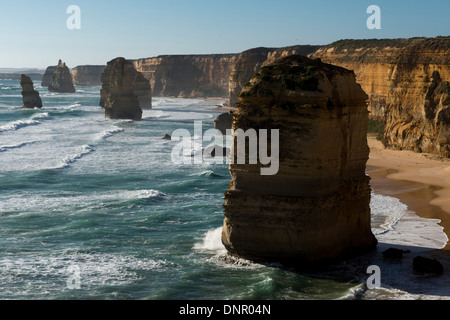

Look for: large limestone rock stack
[222,55,377,266]
[48,60,76,93]
[20,74,42,109]
[100,57,145,120]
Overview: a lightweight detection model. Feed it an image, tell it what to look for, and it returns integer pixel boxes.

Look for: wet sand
[367,137,450,250]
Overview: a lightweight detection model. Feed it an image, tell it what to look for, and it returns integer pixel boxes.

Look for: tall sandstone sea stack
[48,60,76,93]
[20,74,42,109]
[100,57,151,120]
[222,55,377,266]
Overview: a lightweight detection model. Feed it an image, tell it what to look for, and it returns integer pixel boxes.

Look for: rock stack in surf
[100,57,151,120]
[221,55,377,266]
[48,60,76,93]
[20,74,42,109]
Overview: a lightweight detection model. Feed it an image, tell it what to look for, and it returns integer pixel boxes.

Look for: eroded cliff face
[222,55,377,265]
[228,45,321,107]
[72,65,106,86]
[312,39,424,120]
[312,37,450,157]
[133,54,238,98]
[383,37,450,156]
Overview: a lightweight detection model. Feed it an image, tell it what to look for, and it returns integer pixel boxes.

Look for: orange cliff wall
[312,37,450,157]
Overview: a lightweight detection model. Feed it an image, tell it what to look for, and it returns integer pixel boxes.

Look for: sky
[0,0,449,69]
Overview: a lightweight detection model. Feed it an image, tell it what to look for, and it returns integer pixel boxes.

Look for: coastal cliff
[228,45,321,107]
[312,37,450,157]
[133,54,238,98]
[383,37,450,157]
[222,55,377,265]
[72,65,106,86]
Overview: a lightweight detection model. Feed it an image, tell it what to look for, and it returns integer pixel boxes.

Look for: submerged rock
[20,74,42,109]
[413,256,444,275]
[222,55,377,266]
[162,134,171,140]
[100,57,144,120]
[48,60,76,93]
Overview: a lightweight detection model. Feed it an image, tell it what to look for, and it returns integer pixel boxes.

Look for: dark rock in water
[41,65,57,87]
[48,60,76,93]
[20,74,42,109]
[203,145,230,158]
[214,112,233,135]
[163,134,171,140]
[413,256,444,275]
[382,248,409,259]
[100,57,143,120]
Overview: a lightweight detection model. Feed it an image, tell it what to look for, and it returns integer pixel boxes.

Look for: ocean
[0,79,449,300]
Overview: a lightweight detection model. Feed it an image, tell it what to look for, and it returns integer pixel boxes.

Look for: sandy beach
[367,136,450,250]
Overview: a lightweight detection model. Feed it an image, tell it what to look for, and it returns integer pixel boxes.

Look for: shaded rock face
[133,54,238,98]
[48,60,76,93]
[222,55,377,266]
[214,112,233,135]
[228,45,321,107]
[72,65,106,86]
[20,74,42,109]
[41,66,57,87]
[100,57,144,120]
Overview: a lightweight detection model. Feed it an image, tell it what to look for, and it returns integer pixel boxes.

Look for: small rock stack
[20,74,42,109]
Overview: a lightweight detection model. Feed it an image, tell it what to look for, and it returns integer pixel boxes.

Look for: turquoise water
[0,79,448,300]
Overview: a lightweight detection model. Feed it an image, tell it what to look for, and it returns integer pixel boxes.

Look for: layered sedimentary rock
[222,55,377,265]
[383,37,450,157]
[228,45,321,107]
[71,65,106,86]
[41,66,57,86]
[312,38,424,120]
[100,57,152,111]
[100,57,144,120]
[133,54,238,98]
[20,74,42,109]
[48,60,76,93]
[312,37,450,157]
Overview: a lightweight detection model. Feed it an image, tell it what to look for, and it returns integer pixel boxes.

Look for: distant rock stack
[222,55,377,266]
[100,57,144,120]
[48,60,76,93]
[20,74,42,109]
[41,65,57,87]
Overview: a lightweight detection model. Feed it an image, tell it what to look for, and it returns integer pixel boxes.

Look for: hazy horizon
[1,0,449,69]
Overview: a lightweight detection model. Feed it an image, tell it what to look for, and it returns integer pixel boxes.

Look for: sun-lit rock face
[222,55,377,266]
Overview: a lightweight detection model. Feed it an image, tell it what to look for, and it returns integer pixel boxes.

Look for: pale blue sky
[0,0,449,68]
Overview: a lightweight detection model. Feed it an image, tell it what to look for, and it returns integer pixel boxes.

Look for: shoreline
[367,136,450,250]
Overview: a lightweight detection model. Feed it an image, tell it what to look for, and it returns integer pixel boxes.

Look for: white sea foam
[0,141,36,152]
[98,128,125,140]
[57,145,95,169]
